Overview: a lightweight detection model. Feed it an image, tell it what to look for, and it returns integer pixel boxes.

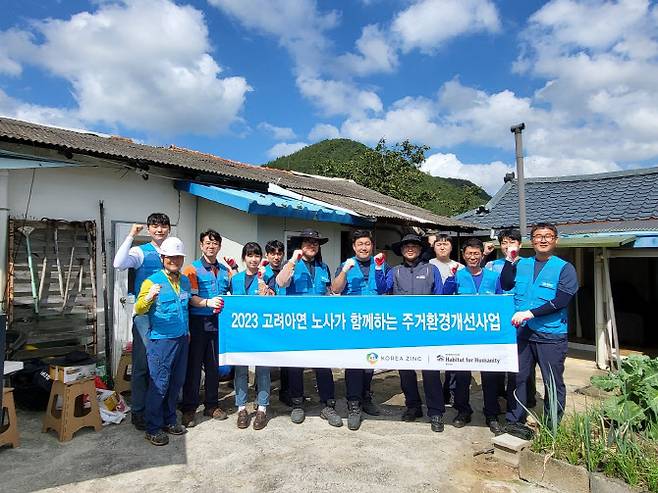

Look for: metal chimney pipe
[510,123,527,237]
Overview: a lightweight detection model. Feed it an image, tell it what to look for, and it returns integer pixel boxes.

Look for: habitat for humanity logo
[366,352,379,365]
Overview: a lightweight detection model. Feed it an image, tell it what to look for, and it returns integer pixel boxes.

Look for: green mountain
[266,139,490,216]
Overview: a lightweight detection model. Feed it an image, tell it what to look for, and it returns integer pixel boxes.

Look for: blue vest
[262,264,285,295]
[147,270,191,339]
[285,260,330,296]
[455,268,499,295]
[514,256,568,334]
[230,271,260,295]
[486,257,514,294]
[342,257,382,295]
[132,243,162,296]
[189,259,231,316]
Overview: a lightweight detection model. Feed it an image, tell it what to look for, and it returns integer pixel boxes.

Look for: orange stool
[114,352,132,395]
[0,387,20,448]
[42,378,102,442]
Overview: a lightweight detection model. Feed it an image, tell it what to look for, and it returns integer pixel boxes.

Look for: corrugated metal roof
[456,167,658,232]
[0,117,476,230]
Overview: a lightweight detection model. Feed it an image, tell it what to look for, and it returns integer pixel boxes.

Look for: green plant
[591,355,658,438]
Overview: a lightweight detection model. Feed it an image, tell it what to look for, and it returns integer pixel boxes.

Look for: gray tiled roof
[456,167,658,231]
[0,117,476,230]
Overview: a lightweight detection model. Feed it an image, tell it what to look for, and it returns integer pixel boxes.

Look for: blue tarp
[176,180,371,226]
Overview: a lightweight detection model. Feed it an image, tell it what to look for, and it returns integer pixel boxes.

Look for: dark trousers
[345,368,374,402]
[506,338,568,424]
[287,367,335,403]
[145,335,189,435]
[453,371,474,415]
[131,316,150,416]
[443,370,457,400]
[399,369,445,417]
[279,367,290,398]
[481,372,505,417]
[181,316,219,413]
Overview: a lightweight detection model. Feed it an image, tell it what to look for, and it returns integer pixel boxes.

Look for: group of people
[113,212,577,446]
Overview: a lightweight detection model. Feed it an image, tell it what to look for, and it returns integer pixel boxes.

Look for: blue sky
[2,0,658,193]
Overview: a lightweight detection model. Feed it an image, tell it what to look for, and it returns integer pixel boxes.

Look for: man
[276,229,342,427]
[429,233,464,406]
[450,238,505,434]
[331,230,388,431]
[501,223,578,433]
[484,228,537,408]
[112,213,170,431]
[180,229,231,428]
[375,234,451,433]
[134,237,191,446]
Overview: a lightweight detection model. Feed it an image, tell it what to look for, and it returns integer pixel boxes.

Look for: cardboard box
[49,363,96,383]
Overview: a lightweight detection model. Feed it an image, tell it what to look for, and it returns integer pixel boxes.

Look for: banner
[218,295,518,372]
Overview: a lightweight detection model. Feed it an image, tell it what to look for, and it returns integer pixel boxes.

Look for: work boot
[131,412,146,431]
[347,400,362,431]
[361,391,380,416]
[182,411,196,428]
[504,422,535,440]
[145,431,169,446]
[430,415,444,432]
[237,409,250,429]
[401,407,423,422]
[452,413,472,428]
[320,399,343,427]
[204,406,228,420]
[486,416,504,436]
[253,410,268,430]
[164,423,187,435]
[290,397,305,424]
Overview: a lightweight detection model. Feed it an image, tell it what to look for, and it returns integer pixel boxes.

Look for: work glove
[207,297,224,310]
[374,253,386,270]
[146,283,161,302]
[506,246,520,263]
[483,242,495,256]
[290,249,303,264]
[450,265,459,276]
[224,257,238,270]
[342,258,355,273]
[511,310,534,327]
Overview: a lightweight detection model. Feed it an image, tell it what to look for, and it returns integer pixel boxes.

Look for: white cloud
[296,76,382,117]
[308,123,340,141]
[335,24,398,76]
[266,141,308,160]
[1,0,251,135]
[392,0,500,53]
[258,122,296,140]
[0,89,84,129]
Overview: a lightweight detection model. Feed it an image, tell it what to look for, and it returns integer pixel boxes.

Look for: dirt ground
[0,351,604,493]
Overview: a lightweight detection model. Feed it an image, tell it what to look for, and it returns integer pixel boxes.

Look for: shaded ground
[0,351,602,493]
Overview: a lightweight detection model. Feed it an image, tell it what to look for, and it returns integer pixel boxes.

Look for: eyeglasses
[532,234,556,242]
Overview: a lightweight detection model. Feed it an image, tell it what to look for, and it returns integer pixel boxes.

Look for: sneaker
[145,431,169,446]
[361,391,380,416]
[486,416,504,435]
[182,411,196,428]
[290,397,305,424]
[347,400,362,431]
[430,415,444,432]
[320,399,343,428]
[203,406,228,420]
[131,413,146,431]
[401,407,423,422]
[164,423,187,435]
[237,409,250,429]
[253,410,268,430]
[452,413,472,428]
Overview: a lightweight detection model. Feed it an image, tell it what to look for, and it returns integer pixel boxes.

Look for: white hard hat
[159,237,186,257]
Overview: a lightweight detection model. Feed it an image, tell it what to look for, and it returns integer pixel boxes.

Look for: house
[457,167,658,369]
[0,116,477,375]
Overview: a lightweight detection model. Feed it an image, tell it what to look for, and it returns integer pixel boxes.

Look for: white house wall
[5,166,197,355]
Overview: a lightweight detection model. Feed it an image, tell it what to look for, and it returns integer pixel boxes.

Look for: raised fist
[130,224,144,237]
[147,283,161,301]
[374,252,386,268]
[342,258,356,273]
[483,242,495,255]
[291,249,303,263]
[450,265,458,276]
[506,246,520,263]
[224,257,238,270]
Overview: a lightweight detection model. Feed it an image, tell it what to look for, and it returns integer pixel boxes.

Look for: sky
[1,0,658,195]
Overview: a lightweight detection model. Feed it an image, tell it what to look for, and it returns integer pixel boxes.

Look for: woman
[229,242,271,430]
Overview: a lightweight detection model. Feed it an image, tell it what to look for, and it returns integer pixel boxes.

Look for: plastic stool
[114,352,132,395]
[0,388,20,448]
[42,378,102,442]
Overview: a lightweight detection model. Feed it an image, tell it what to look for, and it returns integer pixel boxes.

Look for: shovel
[61,224,78,311]
[18,225,39,315]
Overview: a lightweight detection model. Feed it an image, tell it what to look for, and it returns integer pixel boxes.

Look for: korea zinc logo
[366,352,379,365]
